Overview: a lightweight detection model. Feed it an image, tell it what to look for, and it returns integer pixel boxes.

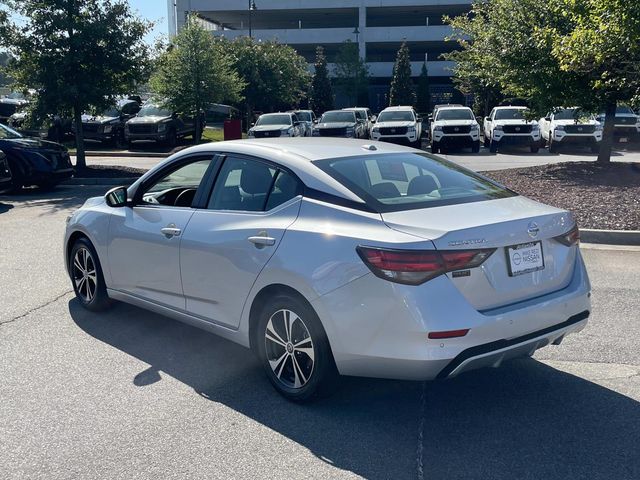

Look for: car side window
[140,158,212,207]
[265,170,302,210]
[208,157,277,212]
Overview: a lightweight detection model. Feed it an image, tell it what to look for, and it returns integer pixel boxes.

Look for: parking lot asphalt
[1,186,639,480]
[74,144,640,173]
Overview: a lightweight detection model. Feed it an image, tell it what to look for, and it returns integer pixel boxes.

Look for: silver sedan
[64,138,591,401]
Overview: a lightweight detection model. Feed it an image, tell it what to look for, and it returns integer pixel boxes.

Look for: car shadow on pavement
[0,185,109,214]
[69,300,640,480]
[0,201,13,214]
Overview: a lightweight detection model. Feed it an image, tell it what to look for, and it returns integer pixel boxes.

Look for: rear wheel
[548,137,558,153]
[256,294,337,402]
[69,238,111,311]
[471,141,480,153]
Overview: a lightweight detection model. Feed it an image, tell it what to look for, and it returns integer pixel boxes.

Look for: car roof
[381,106,414,111]
[261,112,292,116]
[494,105,527,110]
[149,138,423,204]
[436,106,472,111]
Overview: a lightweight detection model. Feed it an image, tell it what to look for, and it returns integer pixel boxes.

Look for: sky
[127,0,169,45]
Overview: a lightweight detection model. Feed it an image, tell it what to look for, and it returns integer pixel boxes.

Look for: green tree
[151,15,243,143]
[416,63,430,113]
[389,41,416,107]
[446,0,640,163]
[219,36,310,128]
[309,46,333,114]
[1,0,152,168]
[333,40,369,106]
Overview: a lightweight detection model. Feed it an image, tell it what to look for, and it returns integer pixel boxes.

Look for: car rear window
[314,153,516,212]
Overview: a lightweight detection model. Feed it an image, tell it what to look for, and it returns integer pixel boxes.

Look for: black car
[80,98,141,148]
[0,123,73,191]
[312,110,366,138]
[0,92,30,124]
[0,150,12,194]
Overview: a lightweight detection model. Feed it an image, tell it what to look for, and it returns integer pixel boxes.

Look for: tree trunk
[597,101,617,164]
[73,105,86,170]
[194,109,202,144]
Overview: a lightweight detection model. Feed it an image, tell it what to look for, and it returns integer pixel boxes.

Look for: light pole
[353,26,360,106]
[248,0,257,38]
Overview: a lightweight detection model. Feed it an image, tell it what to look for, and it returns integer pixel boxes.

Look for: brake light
[554,224,580,246]
[356,246,495,285]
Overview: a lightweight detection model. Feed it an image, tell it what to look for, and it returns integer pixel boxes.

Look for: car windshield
[294,111,312,122]
[321,111,355,123]
[5,92,27,100]
[138,104,171,117]
[100,107,120,117]
[377,111,414,122]
[315,153,515,213]
[436,109,474,121]
[553,108,581,120]
[0,123,23,139]
[616,106,634,114]
[494,108,527,120]
[256,114,292,126]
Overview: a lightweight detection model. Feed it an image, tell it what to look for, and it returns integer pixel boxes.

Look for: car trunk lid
[382,196,578,310]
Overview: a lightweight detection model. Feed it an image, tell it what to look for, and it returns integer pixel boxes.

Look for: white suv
[371,106,422,147]
[430,106,481,153]
[539,108,602,153]
[596,106,640,144]
[483,106,541,153]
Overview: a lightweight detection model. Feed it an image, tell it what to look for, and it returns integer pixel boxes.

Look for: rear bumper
[312,249,591,381]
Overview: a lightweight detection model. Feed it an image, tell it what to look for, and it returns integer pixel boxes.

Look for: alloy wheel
[264,309,315,389]
[72,247,97,303]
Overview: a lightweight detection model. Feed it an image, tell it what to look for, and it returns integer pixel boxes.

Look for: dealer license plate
[507,241,544,276]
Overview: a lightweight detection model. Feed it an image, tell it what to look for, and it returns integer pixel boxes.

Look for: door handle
[161,224,182,238]
[248,232,276,248]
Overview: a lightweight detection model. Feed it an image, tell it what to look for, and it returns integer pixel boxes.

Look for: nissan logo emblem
[454,127,459,132]
[391,129,396,133]
[527,221,540,238]
[515,127,521,131]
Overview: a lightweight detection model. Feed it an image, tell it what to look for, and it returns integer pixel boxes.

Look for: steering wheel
[174,188,197,207]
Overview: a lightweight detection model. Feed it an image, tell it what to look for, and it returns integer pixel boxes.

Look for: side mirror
[545,117,551,122]
[371,115,377,122]
[105,186,129,208]
[485,116,490,122]
[250,122,255,127]
[171,112,178,119]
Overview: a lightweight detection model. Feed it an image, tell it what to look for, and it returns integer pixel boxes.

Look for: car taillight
[356,246,495,285]
[554,224,580,246]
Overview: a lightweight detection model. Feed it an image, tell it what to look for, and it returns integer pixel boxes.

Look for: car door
[107,155,217,309]
[484,109,495,138]
[179,154,303,328]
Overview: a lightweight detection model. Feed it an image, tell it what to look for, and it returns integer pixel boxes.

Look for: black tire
[489,139,498,153]
[69,237,111,312]
[255,293,338,402]
[530,145,540,153]
[431,142,439,154]
[472,141,480,153]
[166,129,177,149]
[548,137,558,153]
[114,129,126,149]
[483,135,490,148]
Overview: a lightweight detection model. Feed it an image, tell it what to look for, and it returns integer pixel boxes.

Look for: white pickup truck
[483,106,541,153]
[538,108,602,153]
[429,106,480,154]
[370,106,422,147]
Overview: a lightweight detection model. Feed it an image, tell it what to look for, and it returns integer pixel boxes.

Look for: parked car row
[250,106,422,146]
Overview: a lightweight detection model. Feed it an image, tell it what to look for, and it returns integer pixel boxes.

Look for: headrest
[407,175,438,196]
[240,163,274,194]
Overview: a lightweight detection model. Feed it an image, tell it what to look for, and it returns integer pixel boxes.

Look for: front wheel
[530,145,540,153]
[256,294,338,402]
[431,142,439,154]
[69,238,111,311]
[472,141,480,153]
[489,139,498,153]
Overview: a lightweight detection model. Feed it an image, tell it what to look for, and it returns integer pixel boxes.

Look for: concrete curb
[61,177,139,186]
[580,228,640,246]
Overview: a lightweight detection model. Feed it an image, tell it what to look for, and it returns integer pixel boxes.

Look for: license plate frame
[506,241,545,277]
[619,137,628,143]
